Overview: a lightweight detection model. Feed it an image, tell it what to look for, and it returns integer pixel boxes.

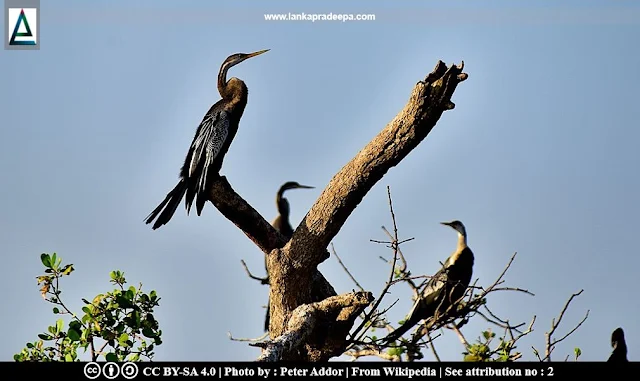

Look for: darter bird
[264,181,314,331]
[608,327,628,362]
[144,49,269,230]
[384,220,474,343]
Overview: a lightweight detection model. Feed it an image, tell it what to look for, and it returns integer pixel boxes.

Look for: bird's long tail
[144,180,187,230]
[383,319,416,344]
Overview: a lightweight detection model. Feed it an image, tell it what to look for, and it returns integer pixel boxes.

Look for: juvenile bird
[384,220,474,343]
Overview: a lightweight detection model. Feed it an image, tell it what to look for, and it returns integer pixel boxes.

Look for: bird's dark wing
[404,266,448,322]
[186,109,230,194]
[404,248,473,323]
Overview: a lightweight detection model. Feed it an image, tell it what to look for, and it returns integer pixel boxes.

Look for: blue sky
[1,0,638,362]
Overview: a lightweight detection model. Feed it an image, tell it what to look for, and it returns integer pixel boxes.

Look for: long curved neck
[276,191,289,219]
[457,232,468,250]
[217,62,232,98]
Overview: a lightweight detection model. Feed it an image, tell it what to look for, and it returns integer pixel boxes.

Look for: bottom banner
[7,361,638,379]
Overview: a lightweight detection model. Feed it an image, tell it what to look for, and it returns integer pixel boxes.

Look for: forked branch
[532,289,589,362]
[211,60,467,361]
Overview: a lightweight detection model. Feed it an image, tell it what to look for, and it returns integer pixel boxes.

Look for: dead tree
[207,60,468,361]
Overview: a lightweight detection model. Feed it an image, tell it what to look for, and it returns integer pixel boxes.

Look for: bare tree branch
[534,289,589,362]
[331,243,365,292]
[208,176,286,254]
[227,331,268,342]
[288,61,468,271]
[345,349,401,362]
[426,330,441,362]
[256,291,373,362]
[450,324,470,348]
[348,187,411,346]
[240,259,268,285]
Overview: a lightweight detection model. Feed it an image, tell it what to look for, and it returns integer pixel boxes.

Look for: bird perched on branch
[144,49,269,230]
[384,220,474,344]
[607,327,628,362]
[264,181,314,331]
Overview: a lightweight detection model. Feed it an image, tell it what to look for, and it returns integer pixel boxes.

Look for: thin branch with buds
[347,186,414,347]
[532,289,589,362]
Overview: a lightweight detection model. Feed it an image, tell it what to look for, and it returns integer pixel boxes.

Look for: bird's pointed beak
[297,184,314,189]
[440,221,452,226]
[245,49,270,59]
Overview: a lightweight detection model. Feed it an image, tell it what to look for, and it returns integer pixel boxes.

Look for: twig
[550,310,589,348]
[426,330,441,362]
[450,324,470,348]
[532,346,542,361]
[331,243,364,292]
[535,289,588,362]
[240,260,269,285]
[348,187,407,346]
[348,236,399,345]
[228,331,268,342]
[345,349,400,362]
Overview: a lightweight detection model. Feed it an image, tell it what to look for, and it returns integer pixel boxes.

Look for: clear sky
[1,0,638,362]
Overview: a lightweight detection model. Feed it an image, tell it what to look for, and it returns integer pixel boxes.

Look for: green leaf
[51,253,58,269]
[129,353,140,362]
[53,307,60,314]
[482,331,496,340]
[38,334,52,341]
[105,352,118,362]
[56,319,64,334]
[574,347,582,357]
[40,253,52,268]
[67,327,81,342]
[125,289,135,301]
[64,353,74,362]
[69,320,82,330]
[118,333,129,346]
[142,327,155,338]
[26,342,34,349]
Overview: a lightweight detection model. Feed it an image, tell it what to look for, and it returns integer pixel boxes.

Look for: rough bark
[208,60,467,361]
[255,291,373,362]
